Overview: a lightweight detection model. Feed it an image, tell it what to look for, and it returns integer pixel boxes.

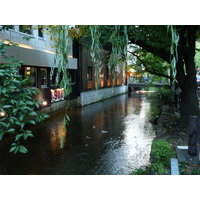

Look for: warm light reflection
[136,90,155,94]
[49,121,67,151]
[0,40,34,49]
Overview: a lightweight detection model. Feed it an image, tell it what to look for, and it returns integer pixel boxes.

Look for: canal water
[0,92,155,175]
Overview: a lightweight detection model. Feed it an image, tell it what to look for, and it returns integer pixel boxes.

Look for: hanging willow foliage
[168,25,179,81]
[89,25,102,89]
[49,25,72,130]
[89,25,129,87]
[49,25,72,97]
[108,25,128,85]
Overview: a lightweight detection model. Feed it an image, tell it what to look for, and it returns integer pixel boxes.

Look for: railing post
[188,115,198,156]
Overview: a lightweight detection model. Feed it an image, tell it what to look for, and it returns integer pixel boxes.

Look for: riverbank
[152,104,200,175]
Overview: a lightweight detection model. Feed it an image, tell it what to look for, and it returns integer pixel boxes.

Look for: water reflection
[123,97,155,171]
[0,93,156,175]
[49,121,67,151]
[92,96,155,174]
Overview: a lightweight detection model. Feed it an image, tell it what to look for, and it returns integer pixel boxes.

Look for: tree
[127,25,200,123]
[0,41,49,153]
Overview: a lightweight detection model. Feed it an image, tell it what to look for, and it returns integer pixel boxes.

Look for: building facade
[0,25,128,114]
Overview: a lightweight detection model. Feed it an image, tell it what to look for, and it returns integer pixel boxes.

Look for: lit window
[24,67,37,87]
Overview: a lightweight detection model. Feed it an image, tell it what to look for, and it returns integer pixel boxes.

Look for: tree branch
[128,50,172,79]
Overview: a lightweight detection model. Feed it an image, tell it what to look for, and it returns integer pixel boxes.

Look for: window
[69,69,76,84]
[38,27,44,38]
[19,25,32,35]
[24,67,37,87]
[87,66,93,81]
[40,68,47,88]
[1,25,14,30]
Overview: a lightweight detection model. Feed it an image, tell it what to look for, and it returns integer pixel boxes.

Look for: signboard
[51,88,64,103]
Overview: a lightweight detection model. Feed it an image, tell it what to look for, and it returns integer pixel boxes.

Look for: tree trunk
[179,26,199,123]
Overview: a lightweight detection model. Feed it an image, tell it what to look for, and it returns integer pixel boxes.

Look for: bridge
[128,83,164,92]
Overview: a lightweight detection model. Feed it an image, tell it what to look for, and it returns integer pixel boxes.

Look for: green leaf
[27,133,34,137]
[20,122,25,129]
[0,122,7,127]
[15,134,23,141]
[2,88,7,95]
[3,105,12,109]
[28,111,37,116]
[26,101,34,106]
[19,145,28,153]
[13,108,19,113]
[6,128,15,133]
[14,120,20,126]
[43,114,49,119]
[27,120,36,125]
[9,145,17,153]
[0,132,5,140]
[19,114,25,121]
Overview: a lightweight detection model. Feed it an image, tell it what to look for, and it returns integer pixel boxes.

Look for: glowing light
[136,90,155,94]
[43,50,55,54]
[0,112,5,117]
[42,101,48,106]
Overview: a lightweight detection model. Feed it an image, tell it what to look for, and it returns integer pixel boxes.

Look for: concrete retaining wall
[80,85,128,106]
[41,99,78,114]
[41,85,128,114]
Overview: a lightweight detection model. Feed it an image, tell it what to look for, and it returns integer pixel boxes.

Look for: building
[0,25,128,114]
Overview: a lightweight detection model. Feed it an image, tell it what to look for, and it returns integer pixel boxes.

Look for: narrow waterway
[0,92,156,175]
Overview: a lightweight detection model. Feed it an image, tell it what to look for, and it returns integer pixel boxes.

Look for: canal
[0,92,156,175]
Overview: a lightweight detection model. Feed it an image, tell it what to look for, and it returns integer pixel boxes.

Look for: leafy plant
[179,162,200,175]
[129,168,150,175]
[150,140,176,175]
[0,40,49,153]
[151,87,173,105]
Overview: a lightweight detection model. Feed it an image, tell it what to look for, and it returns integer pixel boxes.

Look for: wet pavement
[0,92,155,175]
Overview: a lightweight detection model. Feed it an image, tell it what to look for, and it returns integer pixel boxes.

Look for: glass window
[87,66,93,81]
[24,67,37,87]
[1,25,14,30]
[69,69,76,84]
[19,25,32,35]
[40,68,47,88]
[38,27,44,38]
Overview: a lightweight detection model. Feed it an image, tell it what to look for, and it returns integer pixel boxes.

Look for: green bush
[151,87,173,105]
[0,40,49,153]
[150,140,176,175]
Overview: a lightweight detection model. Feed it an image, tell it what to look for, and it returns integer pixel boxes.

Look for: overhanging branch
[128,50,172,79]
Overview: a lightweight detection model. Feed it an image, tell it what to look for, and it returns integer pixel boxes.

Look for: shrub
[150,140,176,175]
[0,40,49,153]
[151,87,173,105]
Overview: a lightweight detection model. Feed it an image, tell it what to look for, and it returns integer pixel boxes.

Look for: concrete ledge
[176,146,200,164]
[170,158,180,175]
